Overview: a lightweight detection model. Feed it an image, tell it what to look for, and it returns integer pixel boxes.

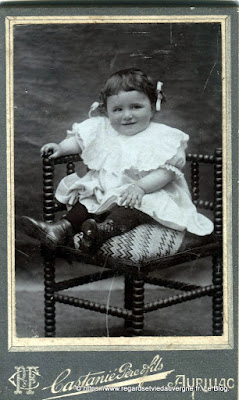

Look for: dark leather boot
[21,216,73,249]
[80,218,125,253]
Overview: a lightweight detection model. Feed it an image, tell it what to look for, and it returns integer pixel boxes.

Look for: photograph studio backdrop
[14,22,222,337]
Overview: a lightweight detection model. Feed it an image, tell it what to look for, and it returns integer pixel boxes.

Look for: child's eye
[113,108,122,112]
[132,105,142,109]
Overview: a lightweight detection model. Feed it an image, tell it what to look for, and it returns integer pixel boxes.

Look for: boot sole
[21,216,57,250]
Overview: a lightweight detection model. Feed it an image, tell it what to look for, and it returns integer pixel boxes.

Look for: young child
[22,68,213,252]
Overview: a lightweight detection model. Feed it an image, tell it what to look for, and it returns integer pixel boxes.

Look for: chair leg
[124,274,133,330]
[212,252,223,336]
[43,247,56,337]
[131,278,145,336]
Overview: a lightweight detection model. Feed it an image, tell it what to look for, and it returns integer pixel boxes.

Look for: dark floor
[16,240,213,338]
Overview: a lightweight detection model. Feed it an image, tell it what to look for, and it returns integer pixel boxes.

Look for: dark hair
[99,68,163,110]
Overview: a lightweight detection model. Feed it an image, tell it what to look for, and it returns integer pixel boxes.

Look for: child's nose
[123,109,133,120]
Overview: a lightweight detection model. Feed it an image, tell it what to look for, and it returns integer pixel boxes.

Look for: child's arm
[137,168,175,193]
[41,136,81,159]
[120,168,175,208]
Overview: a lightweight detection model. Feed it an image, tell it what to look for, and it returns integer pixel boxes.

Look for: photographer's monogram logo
[9,366,40,395]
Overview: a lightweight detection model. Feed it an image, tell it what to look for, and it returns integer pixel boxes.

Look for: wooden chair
[42,148,222,337]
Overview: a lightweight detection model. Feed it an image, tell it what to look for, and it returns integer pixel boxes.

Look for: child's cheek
[112,115,120,125]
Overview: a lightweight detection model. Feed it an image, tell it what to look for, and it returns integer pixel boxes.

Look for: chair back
[186,148,222,236]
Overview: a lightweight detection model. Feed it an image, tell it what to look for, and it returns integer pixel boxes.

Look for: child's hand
[40,143,63,159]
[120,184,145,208]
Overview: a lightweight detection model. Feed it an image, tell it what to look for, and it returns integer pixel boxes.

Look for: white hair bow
[88,101,100,118]
[156,81,163,111]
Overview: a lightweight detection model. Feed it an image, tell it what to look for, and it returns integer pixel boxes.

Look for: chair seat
[69,223,220,274]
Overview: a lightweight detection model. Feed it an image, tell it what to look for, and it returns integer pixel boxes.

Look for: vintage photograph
[12,18,225,342]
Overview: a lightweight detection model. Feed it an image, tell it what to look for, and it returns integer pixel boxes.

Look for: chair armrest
[52,153,82,165]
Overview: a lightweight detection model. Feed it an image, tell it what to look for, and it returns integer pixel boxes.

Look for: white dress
[55,116,213,236]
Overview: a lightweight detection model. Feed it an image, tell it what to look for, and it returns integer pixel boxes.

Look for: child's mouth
[122,122,136,126]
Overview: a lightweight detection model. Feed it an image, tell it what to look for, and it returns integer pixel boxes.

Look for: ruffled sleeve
[66,117,105,151]
[163,136,188,178]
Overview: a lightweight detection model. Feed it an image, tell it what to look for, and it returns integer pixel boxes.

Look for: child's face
[106,90,154,136]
